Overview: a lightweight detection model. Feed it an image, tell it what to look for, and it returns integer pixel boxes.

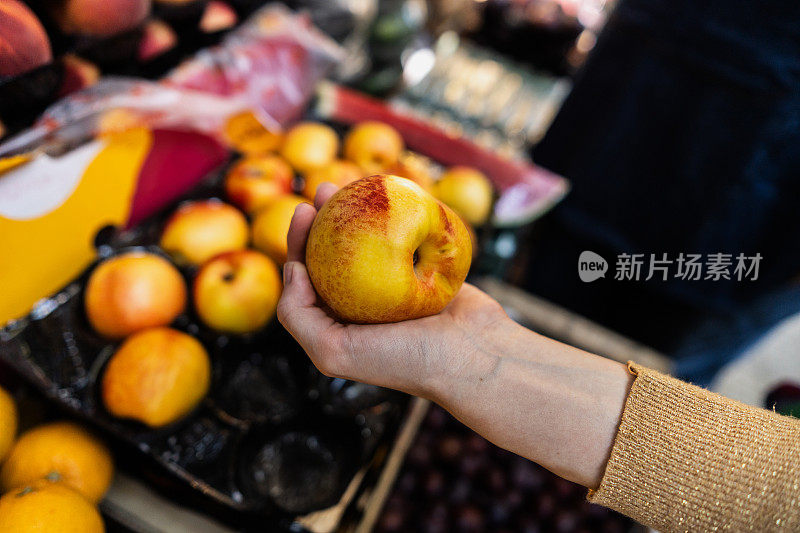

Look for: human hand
[277,183,513,400]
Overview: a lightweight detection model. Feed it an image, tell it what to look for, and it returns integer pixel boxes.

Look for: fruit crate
[0,147,418,531]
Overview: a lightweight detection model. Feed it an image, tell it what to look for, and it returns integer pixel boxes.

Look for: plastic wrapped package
[166,3,344,126]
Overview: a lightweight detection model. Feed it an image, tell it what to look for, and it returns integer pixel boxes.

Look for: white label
[0,140,106,221]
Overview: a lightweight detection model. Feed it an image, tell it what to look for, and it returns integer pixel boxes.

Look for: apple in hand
[194,250,282,333]
[160,200,249,266]
[433,166,494,226]
[85,252,186,339]
[225,154,294,214]
[306,175,472,324]
[344,121,404,175]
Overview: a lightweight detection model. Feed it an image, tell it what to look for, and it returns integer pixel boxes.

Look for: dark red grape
[437,434,463,462]
[424,470,446,497]
[455,504,486,532]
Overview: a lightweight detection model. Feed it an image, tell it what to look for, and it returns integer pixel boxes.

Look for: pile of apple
[82,118,493,429]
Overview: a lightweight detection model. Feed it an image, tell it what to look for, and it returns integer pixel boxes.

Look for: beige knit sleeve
[589,362,800,532]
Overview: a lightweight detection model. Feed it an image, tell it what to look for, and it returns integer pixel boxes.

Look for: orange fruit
[280,122,339,174]
[251,195,307,264]
[0,386,17,463]
[84,252,187,339]
[0,421,113,503]
[0,479,104,533]
[102,327,211,428]
[302,159,363,199]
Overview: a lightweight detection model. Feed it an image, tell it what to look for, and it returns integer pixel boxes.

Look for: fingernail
[283,262,294,285]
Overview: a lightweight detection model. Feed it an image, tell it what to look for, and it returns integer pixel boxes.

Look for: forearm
[427,317,633,488]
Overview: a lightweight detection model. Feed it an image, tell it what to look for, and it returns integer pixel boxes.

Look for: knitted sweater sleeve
[589,362,800,532]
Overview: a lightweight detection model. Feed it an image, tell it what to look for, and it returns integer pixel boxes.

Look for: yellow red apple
[280,122,339,174]
[433,166,494,226]
[344,121,404,175]
[102,327,211,427]
[160,200,249,265]
[57,0,151,37]
[302,159,363,200]
[225,154,294,214]
[85,251,186,339]
[0,0,52,77]
[306,175,472,323]
[193,250,281,333]
[251,195,307,264]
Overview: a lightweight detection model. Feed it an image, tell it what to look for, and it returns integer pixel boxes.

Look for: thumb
[280,261,317,308]
[277,261,334,356]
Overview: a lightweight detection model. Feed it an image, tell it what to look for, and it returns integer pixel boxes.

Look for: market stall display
[0,3,587,531]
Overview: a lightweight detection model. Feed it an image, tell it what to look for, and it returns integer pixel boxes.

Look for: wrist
[421,315,521,406]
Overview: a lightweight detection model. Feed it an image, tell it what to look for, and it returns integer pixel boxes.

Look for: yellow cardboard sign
[0,128,153,327]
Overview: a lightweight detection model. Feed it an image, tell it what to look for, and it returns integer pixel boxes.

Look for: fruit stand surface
[100,278,669,532]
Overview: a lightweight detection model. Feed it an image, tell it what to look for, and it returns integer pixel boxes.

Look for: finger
[313,182,338,211]
[286,202,317,263]
[278,261,339,361]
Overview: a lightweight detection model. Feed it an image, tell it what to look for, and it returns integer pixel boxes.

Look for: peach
[224,154,294,214]
[0,0,53,77]
[57,0,151,37]
[102,327,211,427]
[193,250,281,333]
[306,175,472,323]
[251,195,307,264]
[280,122,339,174]
[433,166,494,226]
[302,159,363,200]
[160,200,249,265]
[85,252,186,339]
[344,121,404,175]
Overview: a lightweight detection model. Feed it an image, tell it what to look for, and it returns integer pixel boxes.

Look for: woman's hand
[277,183,632,488]
[277,183,512,400]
